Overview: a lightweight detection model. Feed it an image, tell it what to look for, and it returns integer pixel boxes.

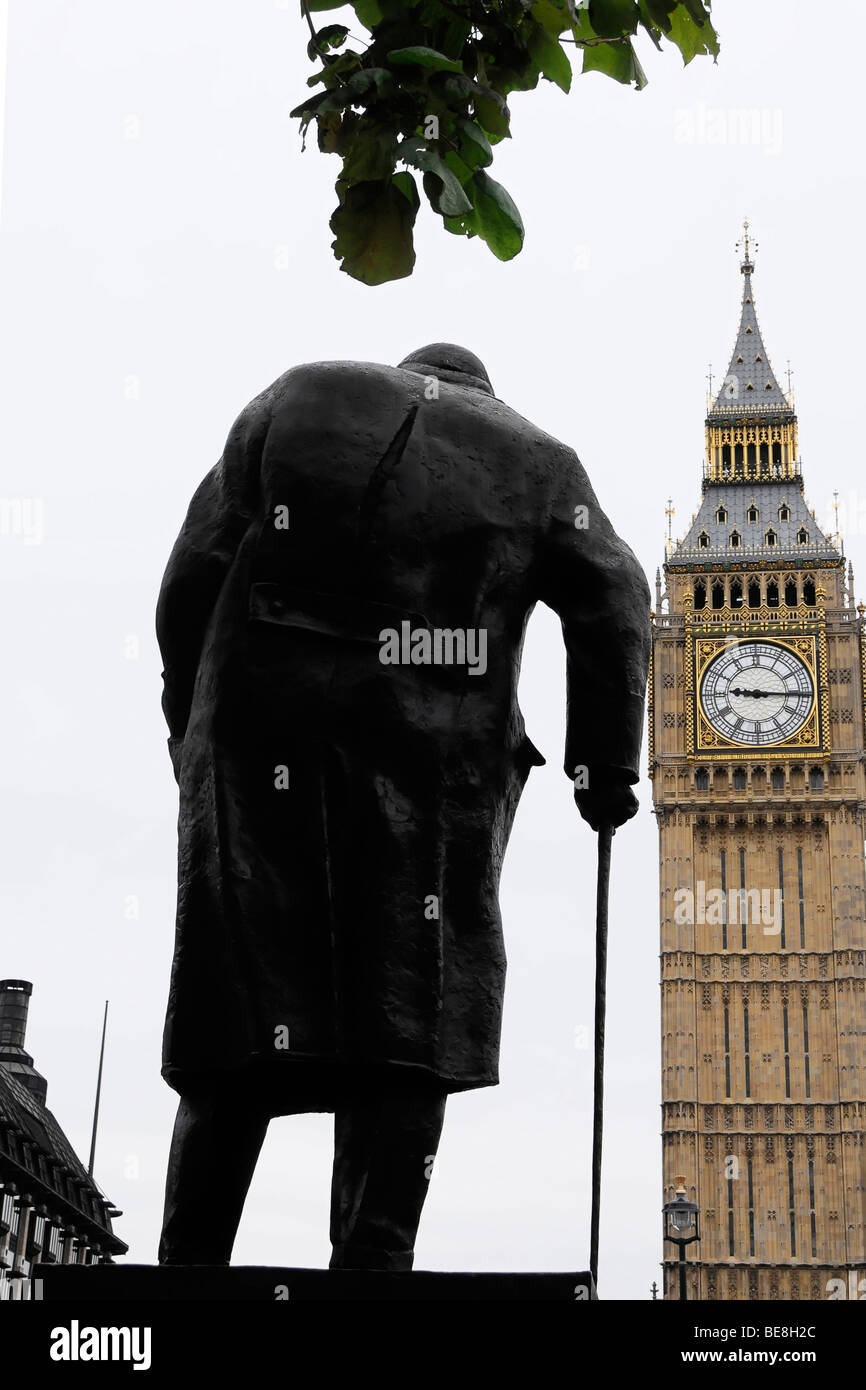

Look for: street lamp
[663,1175,700,1301]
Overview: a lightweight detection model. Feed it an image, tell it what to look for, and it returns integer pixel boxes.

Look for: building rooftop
[0,980,126,1256]
[671,482,839,567]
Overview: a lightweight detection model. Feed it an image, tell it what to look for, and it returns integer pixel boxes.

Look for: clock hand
[729,687,809,700]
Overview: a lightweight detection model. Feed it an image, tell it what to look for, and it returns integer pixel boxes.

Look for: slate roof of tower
[708,259,794,421]
[671,482,839,566]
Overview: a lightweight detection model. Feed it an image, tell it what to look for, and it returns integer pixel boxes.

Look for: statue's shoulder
[239,359,583,475]
[473,393,583,469]
[254,359,412,413]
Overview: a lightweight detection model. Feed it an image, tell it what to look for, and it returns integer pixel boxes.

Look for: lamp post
[663,1175,700,1301]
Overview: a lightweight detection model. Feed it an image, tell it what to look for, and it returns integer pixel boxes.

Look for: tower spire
[736,216,757,273]
[709,223,790,422]
[701,224,802,491]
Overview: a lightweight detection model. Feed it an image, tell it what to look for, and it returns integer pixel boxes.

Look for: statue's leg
[329,1070,447,1272]
[158,1077,269,1265]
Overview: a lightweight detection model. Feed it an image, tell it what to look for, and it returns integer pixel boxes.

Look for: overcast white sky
[1,1,864,1299]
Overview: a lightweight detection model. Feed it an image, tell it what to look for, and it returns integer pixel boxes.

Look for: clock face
[700,641,814,746]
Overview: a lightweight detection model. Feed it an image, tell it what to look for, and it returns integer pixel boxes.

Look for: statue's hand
[574,776,638,833]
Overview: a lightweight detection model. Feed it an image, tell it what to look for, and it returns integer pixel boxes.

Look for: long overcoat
[156,345,651,1108]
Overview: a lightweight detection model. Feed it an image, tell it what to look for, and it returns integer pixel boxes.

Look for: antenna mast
[88,1000,109,1177]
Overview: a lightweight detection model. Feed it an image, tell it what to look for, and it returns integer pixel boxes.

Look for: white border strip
[0,1,8,226]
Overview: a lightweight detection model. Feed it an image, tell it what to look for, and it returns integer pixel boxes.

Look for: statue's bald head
[397,342,494,396]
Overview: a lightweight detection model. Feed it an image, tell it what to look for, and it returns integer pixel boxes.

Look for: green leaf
[392,171,418,205]
[582,36,647,87]
[441,16,472,60]
[469,169,525,261]
[306,49,361,89]
[307,24,349,61]
[330,176,420,286]
[666,3,720,62]
[443,148,474,185]
[317,110,343,154]
[572,8,599,42]
[586,0,641,38]
[422,169,469,218]
[433,71,477,109]
[680,0,713,23]
[529,26,573,92]
[532,1,575,38]
[341,122,399,183]
[345,66,395,101]
[473,87,511,141]
[354,0,384,28]
[398,137,472,216]
[290,87,351,121]
[387,46,465,73]
[640,0,678,28]
[455,116,493,169]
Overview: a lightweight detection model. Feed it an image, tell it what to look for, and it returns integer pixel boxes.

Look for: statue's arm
[536,449,651,793]
[155,399,270,772]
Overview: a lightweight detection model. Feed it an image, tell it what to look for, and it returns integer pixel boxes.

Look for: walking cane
[589,821,614,1296]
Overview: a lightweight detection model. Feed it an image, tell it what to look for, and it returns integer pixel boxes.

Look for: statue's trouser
[328,1068,447,1272]
[158,1066,447,1271]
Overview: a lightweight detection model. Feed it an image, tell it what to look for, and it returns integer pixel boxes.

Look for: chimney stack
[0,978,48,1104]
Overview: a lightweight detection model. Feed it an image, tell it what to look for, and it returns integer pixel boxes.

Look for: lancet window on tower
[779,504,790,522]
[730,530,741,548]
[716,504,727,523]
[803,578,816,605]
[748,504,759,522]
[748,579,761,608]
[797,527,808,544]
[784,577,798,606]
[766,528,778,547]
[730,579,743,607]
[767,580,779,606]
[694,580,706,609]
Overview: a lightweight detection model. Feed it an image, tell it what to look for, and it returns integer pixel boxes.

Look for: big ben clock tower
[652,224,866,1300]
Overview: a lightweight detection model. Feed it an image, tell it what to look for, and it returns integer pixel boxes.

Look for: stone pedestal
[35,1264,596,1301]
